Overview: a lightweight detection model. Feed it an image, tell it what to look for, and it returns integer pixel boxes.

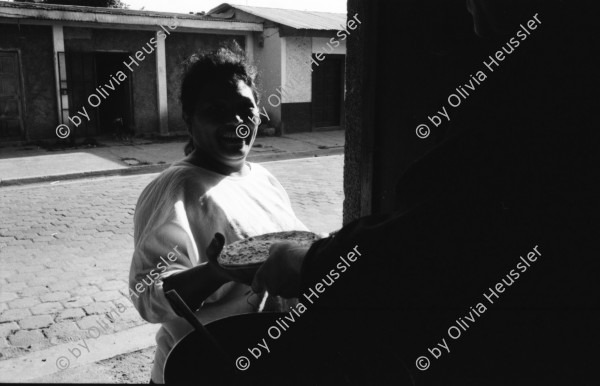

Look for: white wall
[253,26,282,128]
[253,30,348,129]
[280,36,348,106]
[282,36,312,104]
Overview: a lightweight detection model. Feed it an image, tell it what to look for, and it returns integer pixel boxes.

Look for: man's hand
[251,242,310,298]
[162,233,231,314]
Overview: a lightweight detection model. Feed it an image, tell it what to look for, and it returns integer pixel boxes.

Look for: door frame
[64,49,135,137]
[65,50,99,137]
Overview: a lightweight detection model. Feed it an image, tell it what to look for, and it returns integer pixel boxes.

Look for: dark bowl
[163,312,379,385]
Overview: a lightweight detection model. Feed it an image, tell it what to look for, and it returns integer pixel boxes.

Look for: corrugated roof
[0,0,217,22]
[0,1,262,31]
[208,3,346,31]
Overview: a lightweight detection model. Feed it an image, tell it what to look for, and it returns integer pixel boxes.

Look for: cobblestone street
[0,155,343,363]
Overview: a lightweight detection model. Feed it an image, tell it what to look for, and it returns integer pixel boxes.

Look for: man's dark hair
[180,41,258,128]
[180,41,258,156]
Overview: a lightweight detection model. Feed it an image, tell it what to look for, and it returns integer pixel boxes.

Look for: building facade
[0,1,261,143]
[208,4,350,134]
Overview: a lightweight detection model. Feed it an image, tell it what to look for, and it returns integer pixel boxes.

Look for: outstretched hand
[251,242,310,298]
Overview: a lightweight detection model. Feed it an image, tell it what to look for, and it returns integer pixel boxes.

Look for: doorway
[0,51,24,141]
[65,51,132,137]
[95,52,132,136]
[311,54,345,131]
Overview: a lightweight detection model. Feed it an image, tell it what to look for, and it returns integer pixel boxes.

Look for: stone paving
[0,155,343,361]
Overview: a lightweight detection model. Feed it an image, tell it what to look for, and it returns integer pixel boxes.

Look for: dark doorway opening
[66,52,132,138]
[95,52,132,137]
[311,54,345,131]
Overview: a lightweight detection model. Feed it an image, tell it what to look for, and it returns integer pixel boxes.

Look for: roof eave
[0,5,262,31]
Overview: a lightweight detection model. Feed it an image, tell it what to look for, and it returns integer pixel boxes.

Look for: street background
[0,133,344,382]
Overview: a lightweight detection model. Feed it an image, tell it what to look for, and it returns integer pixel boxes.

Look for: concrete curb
[0,147,344,187]
[0,164,170,187]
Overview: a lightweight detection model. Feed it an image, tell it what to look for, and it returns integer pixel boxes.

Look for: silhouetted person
[249,1,600,384]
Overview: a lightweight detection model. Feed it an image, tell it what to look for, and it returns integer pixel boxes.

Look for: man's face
[466,0,528,38]
[190,79,259,171]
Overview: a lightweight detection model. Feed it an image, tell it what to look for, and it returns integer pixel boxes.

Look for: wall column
[280,36,287,102]
[155,31,169,135]
[245,33,254,62]
[343,0,376,224]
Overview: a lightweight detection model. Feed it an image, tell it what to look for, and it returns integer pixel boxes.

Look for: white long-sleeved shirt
[128,160,308,383]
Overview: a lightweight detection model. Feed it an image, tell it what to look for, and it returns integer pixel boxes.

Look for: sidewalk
[0,131,345,186]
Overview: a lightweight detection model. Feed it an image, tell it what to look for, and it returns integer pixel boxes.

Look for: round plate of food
[211,231,320,285]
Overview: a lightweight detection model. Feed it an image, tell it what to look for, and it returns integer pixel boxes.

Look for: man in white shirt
[129,45,308,384]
